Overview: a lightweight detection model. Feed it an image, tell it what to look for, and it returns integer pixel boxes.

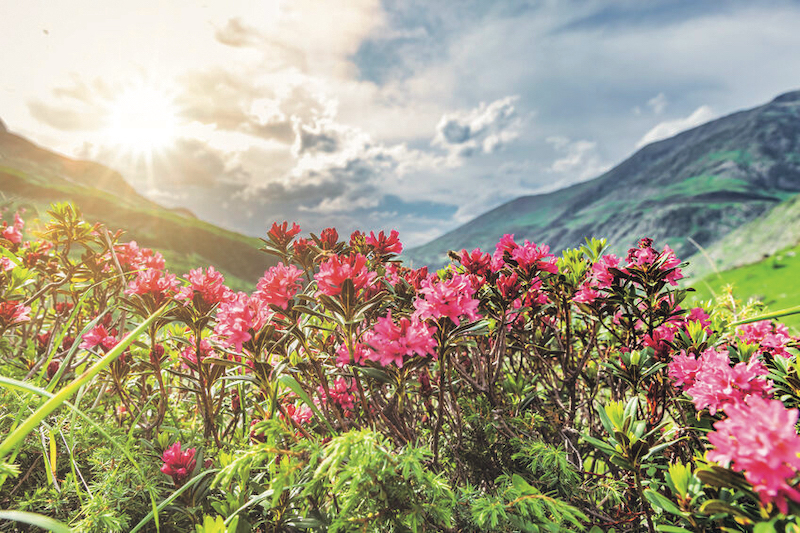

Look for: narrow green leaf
[0,304,167,460]
[0,510,73,532]
[277,375,335,435]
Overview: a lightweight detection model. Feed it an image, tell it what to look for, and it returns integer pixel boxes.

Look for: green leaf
[358,366,393,384]
[277,375,335,435]
[0,510,73,533]
[581,434,618,456]
[0,304,167,460]
[699,499,754,521]
[644,489,684,516]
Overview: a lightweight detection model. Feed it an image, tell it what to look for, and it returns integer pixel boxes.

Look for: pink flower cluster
[181,334,216,367]
[0,300,31,329]
[365,230,403,255]
[668,347,771,414]
[282,403,313,426]
[114,241,165,271]
[175,266,232,308]
[708,396,800,513]
[267,221,301,248]
[79,324,119,351]
[627,239,683,286]
[160,441,196,485]
[256,262,305,309]
[738,320,793,358]
[336,340,372,366]
[318,377,357,412]
[315,253,377,297]
[363,311,437,367]
[214,292,272,353]
[491,234,558,275]
[125,268,179,305]
[1,212,24,245]
[574,254,620,304]
[413,273,481,326]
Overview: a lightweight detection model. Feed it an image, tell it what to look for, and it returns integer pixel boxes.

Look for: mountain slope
[0,123,273,289]
[406,90,800,266]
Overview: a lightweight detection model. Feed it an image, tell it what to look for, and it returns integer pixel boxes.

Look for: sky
[3,0,800,247]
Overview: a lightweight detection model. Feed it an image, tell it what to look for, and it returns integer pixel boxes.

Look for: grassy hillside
[684,193,800,281]
[407,90,800,267]
[0,128,273,290]
[689,242,800,331]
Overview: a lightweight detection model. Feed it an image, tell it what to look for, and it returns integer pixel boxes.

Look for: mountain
[406,90,800,267]
[0,122,273,289]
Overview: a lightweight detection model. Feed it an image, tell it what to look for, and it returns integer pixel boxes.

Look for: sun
[104,84,179,155]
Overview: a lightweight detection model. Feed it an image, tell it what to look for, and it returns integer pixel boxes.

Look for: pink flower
[491,234,520,271]
[318,377,357,412]
[316,227,339,250]
[497,272,520,300]
[625,240,683,285]
[593,254,620,288]
[336,340,371,366]
[175,266,232,308]
[0,300,31,329]
[267,221,301,247]
[674,348,771,415]
[315,254,377,297]
[365,230,403,255]
[642,323,677,359]
[255,262,305,309]
[573,286,601,304]
[363,311,437,367]
[573,254,621,304]
[1,212,23,244]
[413,273,481,326]
[282,403,313,426]
[458,248,492,278]
[125,268,179,305]
[708,396,800,513]
[668,351,703,387]
[738,320,793,358]
[214,292,271,353]
[0,256,14,271]
[510,240,558,274]
[160,442,197,485]
[686,307,711,330]
[114,241,165,271]
[660,245,683,285]
[181,335,215,368]
[79,324,119,351]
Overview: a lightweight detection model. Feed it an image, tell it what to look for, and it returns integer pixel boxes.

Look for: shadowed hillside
[0,124,274,289]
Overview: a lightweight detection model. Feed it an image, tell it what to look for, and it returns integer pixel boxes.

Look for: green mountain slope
[689,241,800,331]
[684,193,800,281]
[0,123,273,289]
[406,90,800,266]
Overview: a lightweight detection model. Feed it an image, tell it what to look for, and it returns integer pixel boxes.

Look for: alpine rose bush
[5,205,800,532]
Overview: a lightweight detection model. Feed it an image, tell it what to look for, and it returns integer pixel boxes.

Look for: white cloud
[547,136,610,181]
[432,96,522,161]
[647,92,668,115]
[635,105,715,148]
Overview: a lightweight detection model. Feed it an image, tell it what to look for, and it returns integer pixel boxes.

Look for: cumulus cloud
[432,96,522,160]
[547,136,610,181]
[635,105,715,148]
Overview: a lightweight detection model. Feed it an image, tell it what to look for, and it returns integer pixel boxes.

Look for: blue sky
[3,0,800,246]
